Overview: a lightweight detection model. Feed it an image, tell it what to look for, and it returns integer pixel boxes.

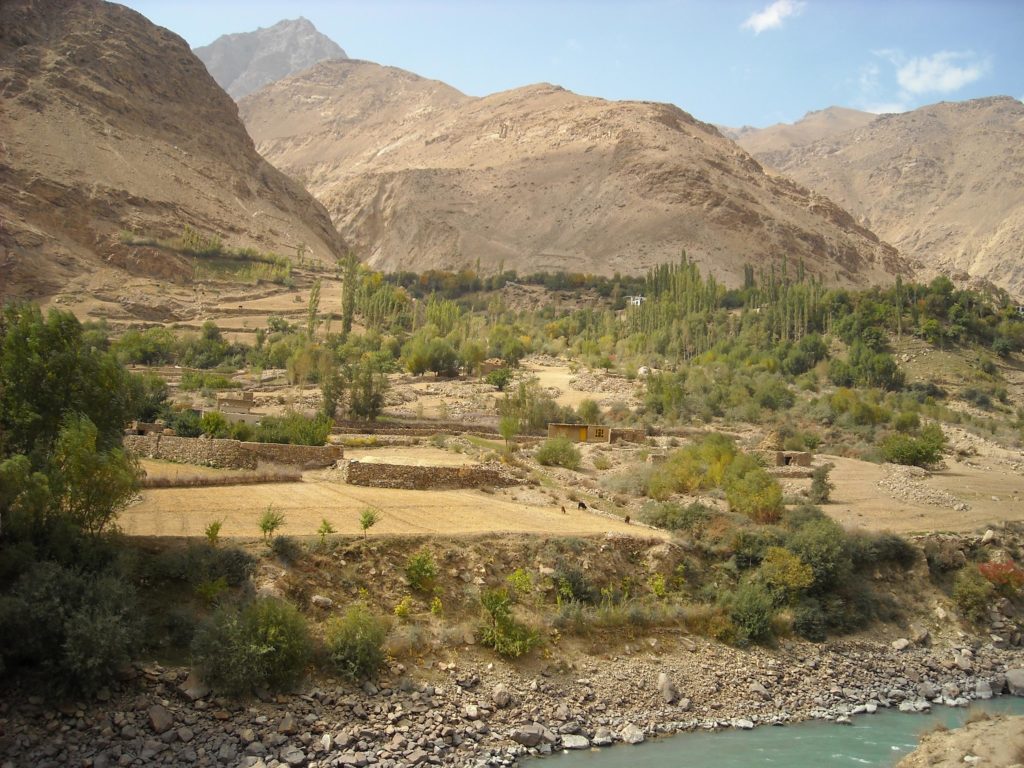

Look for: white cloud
[896,51,990,95]
[742,0,806,35]
[862,102,908,115]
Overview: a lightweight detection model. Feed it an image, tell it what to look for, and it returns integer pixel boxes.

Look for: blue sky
[120,0,1024,127]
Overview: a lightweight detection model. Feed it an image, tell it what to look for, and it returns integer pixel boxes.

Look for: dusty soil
[342,446,478,466]
[120,475,653,539]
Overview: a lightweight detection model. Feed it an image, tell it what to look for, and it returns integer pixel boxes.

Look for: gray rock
[509,723,555,748]
[557,734,587,750]
[178,669,210,701]
[591,727,613,747]
[620,723,645,744]
[310,594,334,609]
[492,683,512,708]
[657,672,680,704]
[177,726,195,743]
[975,680,993,700]
[916,682,937,699]
[147,705,173,734]
[748,682,770,700]
[280,745,306,766]
[891,638,911,651]
[733,719,755,730]
[405,748,430,765]
[1006,669,1024,696]
[279,712,298,735]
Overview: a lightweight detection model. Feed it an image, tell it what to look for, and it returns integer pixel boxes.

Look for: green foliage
[498,414,520,450]
[506,568,534,599]
[50,415,140,534]
[317,518,335,545]
[348,356,388,421]
[881,424,945,466]
[180,371,239,391]
[199,411,230,438]
[478,588,540,658]
[723,455,783,523]
[638,500,713,534]
[324,604,390,681]
[253,413,330,446]
[190,597,312,697]
[405,550,438,593]
[359,507,380,537]
[757,546,813,602]
[485,367,513,391]
[498,377,576,432]
[195,576,228,605]
[535,437,582,470]
[649,573,667,598]
[205,520,223,547]
[952,567,995,624]
[577,399,601,424]
[320,366,345,421]
[647,434,737,498]
[1,304,136,460]
[393,596,413,620]
[259,505,285,541]
[726,580,775,644]
[808,463,835,504]
[786,517,851,594]
[430,596,444,615]
[271,535,303,565]
[0,562,139,695]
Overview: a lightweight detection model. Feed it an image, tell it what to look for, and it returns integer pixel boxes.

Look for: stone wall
[338,460,518,490]
[124,435,342,470]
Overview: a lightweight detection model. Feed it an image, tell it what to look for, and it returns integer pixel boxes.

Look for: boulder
[1007,669,1024,695]
[891,638,911,651]
[657,672,680,704]
[492,683,512,708]
[975,680,993,700]
[748,682,770,700]
[733,719,755,730]
[310,594,334,609]
[592,727,613,747]
[178,669,210,701]
[147,705,173,734]
[620,723,645,744]
[561,735,590,750]
[510,724,555,748]
[278,712,298,735]
[279,746,305,766]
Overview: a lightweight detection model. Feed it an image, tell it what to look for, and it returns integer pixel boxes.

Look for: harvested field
[120,477,656,539]
[343,446,478,467]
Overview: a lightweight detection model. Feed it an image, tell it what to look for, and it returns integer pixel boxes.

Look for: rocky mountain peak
[194,17,347,99]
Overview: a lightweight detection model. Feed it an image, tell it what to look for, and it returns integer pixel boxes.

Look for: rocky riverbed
[2,636,1023,768]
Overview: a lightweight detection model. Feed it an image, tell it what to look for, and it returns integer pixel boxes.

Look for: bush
[191,597,312,696]
[978,561,1024,597]
[808,463,835,504]
[0,562,139,695]
[792,597,827,641]
[478,588,540,658]
[847,531,918,569]
[758,546,814,603]
[786,517,850,593]
[724,456,783,523]
[881,424,945,467]
[271,536,303,565]
[726,581,775,645]
[405,550,438,593]
[253,413,330,446]
[951,567,994,624]
[638,500,714,534]
[535,437,582,470]
[324,604,390,681]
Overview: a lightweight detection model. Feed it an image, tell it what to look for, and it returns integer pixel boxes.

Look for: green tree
[200,411,230,438]
[306,279,322,340]
[577,399,601,424]
[348,356,388,421]
[360,507,380,538]
[259,505,285,541]
[320,365,345,421]
[499,414,520,451]
[340,253,360,336]
[324,604,390,680]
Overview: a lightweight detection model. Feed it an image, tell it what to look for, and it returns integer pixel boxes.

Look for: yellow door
[579,427,587,442]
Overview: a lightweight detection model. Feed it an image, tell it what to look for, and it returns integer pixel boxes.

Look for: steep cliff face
[241,59,909,287]
[194,17,347,100]
[0,0,344,300]
[745,98,1024,298]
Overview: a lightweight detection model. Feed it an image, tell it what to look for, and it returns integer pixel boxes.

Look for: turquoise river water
[549,697,1024,768]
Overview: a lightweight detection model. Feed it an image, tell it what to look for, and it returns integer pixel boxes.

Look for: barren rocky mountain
[745,97,1024,298]
[0,0,344,300]
[240,59,907,286]
[194,17,347,100]
[728,106,875,156]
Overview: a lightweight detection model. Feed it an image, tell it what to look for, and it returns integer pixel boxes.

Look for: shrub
[726,581,775,645]
[847,531,918,569]
[786,517,850,593]
[253,413,330,446]
[0,562,140,695]
[506,568,534,599]
[190,597,312,696]
[271,536,303,565]
[359,507,380,537]
[205,520,223,547]
[881,424,945,467]
[724,456,783,523]
[324,604,390,681]
[592,454,612,471]
[808,463,835,504]
[951,567,994,624]
[758,546,814,603]
[535,437,582,470]
[554,563,597,604]
[478,588,540,658]
[405,550,438,593]
[978,561,1024,597]
[485,367,512,391]
[259,505,285,541]
[199,411,230,438]
[792,597,827,641]
[638,500,713,534]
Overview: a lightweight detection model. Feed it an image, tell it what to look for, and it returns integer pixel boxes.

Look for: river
[549,697,1024,767]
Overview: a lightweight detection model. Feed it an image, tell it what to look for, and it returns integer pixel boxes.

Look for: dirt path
[120,478,658,539]
[343,446,478,466]
[824,455,1024,533]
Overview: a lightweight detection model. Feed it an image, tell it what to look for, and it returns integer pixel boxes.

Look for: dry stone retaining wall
[338,460,518,490]
[124,435,341,470]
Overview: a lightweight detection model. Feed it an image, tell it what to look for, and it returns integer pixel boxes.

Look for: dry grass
[141,469,301,488]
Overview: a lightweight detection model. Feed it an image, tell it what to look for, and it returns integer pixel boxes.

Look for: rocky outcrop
[240,60,909,287]
[194,18,347,99]
[0,0,344,301]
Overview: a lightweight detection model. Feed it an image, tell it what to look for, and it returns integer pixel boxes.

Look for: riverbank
[1,636,1022,768]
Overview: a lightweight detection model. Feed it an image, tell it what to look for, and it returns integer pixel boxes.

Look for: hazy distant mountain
[0,0,344,300]
[194,18,347,99]
[239,59,908,286]
[746,98,1024,298]
[729,107,876,157]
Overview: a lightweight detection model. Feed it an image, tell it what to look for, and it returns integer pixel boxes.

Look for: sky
[119,0,1024,128]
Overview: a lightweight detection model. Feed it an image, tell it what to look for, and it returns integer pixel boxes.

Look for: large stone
[562,735,590,750]
[620,723,645,744]
[405,748,430,765]
[657,672,680,704]
[278,712,298,735]
[733,719,755,730]
[591,727,613,747]
[1007,669,1024,695]
[492,683,512,708]
[891,638,911,651]
[975,680,993,700]
[748,682,770,700]
[279,746,306,766]
[179,670,210,701]
[147,705,173,734]
[509,723,555,747]
[310,594,334,609]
